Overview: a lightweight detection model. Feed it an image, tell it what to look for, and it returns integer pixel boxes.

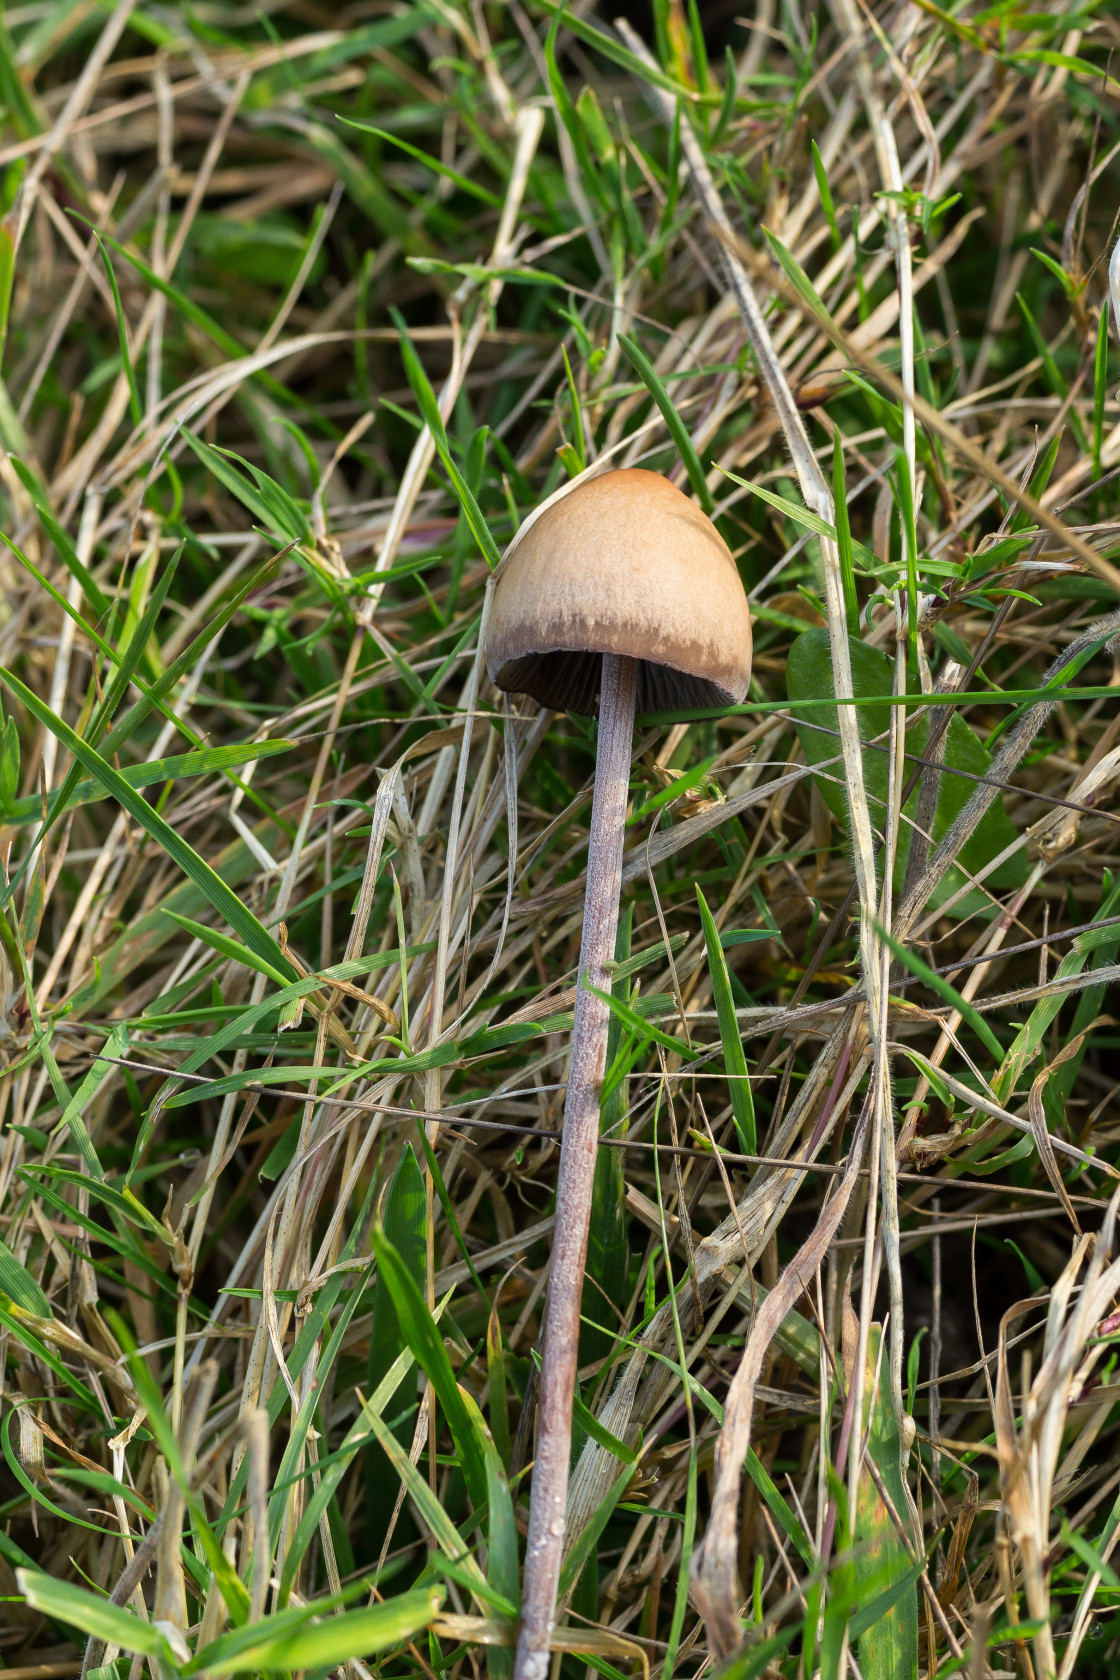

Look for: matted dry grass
[2,2,1120,1678]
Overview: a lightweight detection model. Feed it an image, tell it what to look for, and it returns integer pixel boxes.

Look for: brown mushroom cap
[485,469,753,716]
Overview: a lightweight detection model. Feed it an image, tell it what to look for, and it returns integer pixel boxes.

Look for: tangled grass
[2,1,1120,1677]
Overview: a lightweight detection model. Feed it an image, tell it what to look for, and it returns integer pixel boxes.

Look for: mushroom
[486,468,752,1680]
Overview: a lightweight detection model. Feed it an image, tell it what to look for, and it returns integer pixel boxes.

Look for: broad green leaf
[17,1570,179,1661]
[786,627,1028,915]
[0,1238,51,1316]
[187,1587,443,1674]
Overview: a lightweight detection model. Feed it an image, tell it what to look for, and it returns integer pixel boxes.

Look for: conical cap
[486,469,752,716]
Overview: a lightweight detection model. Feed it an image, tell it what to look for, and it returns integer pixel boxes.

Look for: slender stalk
[514,652,638,1680]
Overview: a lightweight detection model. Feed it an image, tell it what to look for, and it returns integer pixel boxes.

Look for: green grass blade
[339,119,502,207]
[95,234,142,428]
[99,551,284,764]
[534,0,712,101]
[0,1238,52,1316]
[459,1386,519,1660]
[16,1572,176,1661]
[187,1587,443,1675]
[618,332,713,512]
[366,1145,426,1555]
[278,1339,418,1604]
[8,457,112,616]
[357,1395,489,1590]
[486,1305,512,1473]
[1016,290,1089,452]
[833,435,859,636]
[557,1460,639,1598]
[853,1325,919,1680]
[5,738,290,826]
[813,139,840,252]
[875,919,1003,1060]
[1093,302,1109,481]
[583,905,632,1366]
[893,446,920,671]
[0,667,300,995]
[369,1225,489,1512]
[391,310,501,568]
[696,885,755,1154]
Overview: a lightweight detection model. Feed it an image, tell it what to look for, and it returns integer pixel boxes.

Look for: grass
[1,1,1120,1678]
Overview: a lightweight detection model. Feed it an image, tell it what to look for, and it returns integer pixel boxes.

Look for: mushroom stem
[514,652,638,1680]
